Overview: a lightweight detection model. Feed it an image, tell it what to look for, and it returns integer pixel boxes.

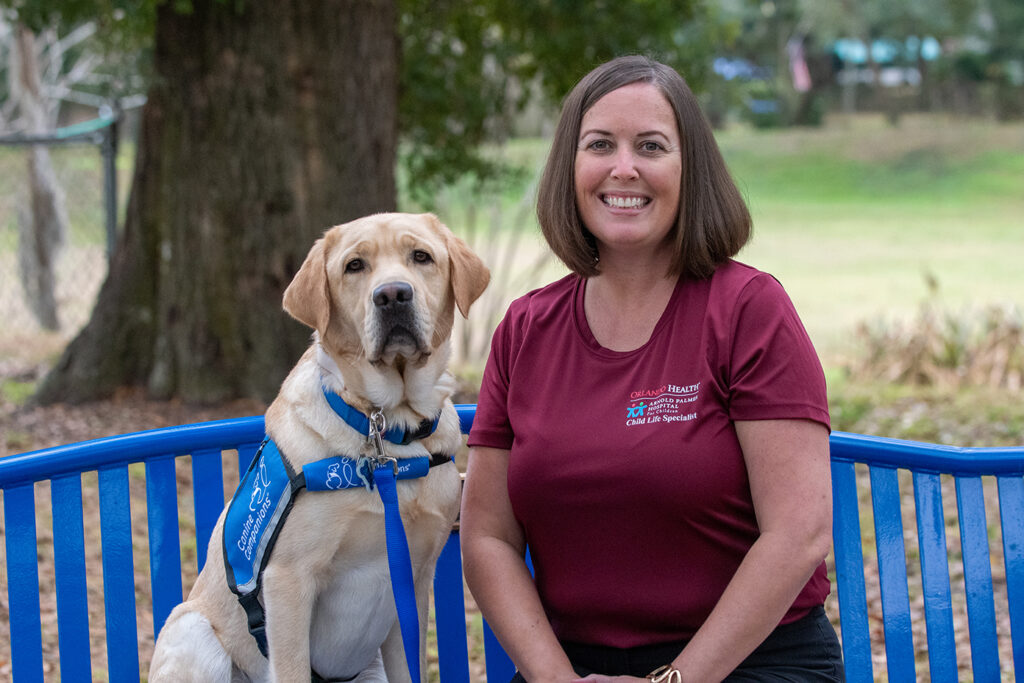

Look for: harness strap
[224,438,302,659]
[239,591,269,657]
[311,668,357,683]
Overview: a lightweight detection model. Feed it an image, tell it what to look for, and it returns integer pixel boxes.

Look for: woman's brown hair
[536,55,751,279]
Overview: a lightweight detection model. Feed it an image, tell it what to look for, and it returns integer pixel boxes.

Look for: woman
[461,55,843,683]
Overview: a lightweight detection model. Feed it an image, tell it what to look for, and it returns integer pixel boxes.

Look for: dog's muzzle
[371,281,427,361]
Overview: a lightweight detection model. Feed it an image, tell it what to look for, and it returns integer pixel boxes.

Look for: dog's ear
[431,215,490,318]
[283,236,331,333]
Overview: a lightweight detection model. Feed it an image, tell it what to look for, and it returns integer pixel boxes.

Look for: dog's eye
[345,258,365,273]
[412,250,433,265]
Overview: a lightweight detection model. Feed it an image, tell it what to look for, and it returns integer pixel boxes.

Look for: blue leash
[374,464,422,683]
[366,409,423,683]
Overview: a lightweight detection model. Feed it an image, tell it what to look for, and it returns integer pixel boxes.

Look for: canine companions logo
[248,461,271,511]
[232,448,292,568]
[625,382,700,427]
[325,460,365,490]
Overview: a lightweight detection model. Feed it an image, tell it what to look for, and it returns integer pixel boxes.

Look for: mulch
[1,388,268,459]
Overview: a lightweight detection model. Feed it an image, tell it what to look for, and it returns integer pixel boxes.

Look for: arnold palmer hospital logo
[626,382,700,426]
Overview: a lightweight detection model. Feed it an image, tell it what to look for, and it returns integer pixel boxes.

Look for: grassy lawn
[720,113,1024,363]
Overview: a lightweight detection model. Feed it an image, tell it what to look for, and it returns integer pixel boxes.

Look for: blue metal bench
[2,405,1022,681]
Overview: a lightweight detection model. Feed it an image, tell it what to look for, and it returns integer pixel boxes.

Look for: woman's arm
[670,418,832,680]
[583,418,833,683]
[461,446,580,683]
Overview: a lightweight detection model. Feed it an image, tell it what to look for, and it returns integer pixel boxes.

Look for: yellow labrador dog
[150,213,489,683]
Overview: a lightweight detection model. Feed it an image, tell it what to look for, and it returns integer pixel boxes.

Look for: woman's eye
[412,250,433,264]
[587,139,612,152]
[345,258,365,273]
[640,140,665,153]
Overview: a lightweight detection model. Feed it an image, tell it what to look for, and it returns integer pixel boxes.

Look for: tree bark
[36,0,398,404]
[14,24,69,331]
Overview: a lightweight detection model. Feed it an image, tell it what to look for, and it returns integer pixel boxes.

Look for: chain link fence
[0,120,120,374]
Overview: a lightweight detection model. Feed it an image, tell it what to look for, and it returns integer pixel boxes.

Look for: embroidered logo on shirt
[625,383,700,427]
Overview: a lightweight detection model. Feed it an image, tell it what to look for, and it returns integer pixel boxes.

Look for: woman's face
[573,82,682,261]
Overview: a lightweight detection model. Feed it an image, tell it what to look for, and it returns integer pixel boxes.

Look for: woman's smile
[601,193,651,210]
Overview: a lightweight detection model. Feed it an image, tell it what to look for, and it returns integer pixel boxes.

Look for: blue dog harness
[223,390,450,682]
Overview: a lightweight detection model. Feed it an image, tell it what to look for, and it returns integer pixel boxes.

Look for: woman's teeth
[603,195,648,209]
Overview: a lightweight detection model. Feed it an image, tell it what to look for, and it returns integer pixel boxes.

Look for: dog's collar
[321,386,440,445]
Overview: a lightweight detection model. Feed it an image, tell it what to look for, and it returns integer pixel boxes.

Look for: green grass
[827,378,1024,447]
[1,377,36,405]
[715,113,1024,363]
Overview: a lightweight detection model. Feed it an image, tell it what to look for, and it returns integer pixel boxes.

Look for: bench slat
[869,466,916,681]
[146,456,184,637]
[997,474,1024,675]
[192,447,227,571]
[830,460,872,683]
[484,618,515,682]
[237,441,261,485]
[51,474,93,680]
[955,475,1001,681]
[98,466,142,682]
[434,532,471,683]
[4,483,44,683]
[911,472,958,681]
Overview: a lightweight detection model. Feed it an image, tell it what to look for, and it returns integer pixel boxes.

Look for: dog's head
[283,213,490,367]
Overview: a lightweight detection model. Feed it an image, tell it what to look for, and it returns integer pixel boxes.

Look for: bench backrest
[1,406,1022,681]
[830,431,1024,682]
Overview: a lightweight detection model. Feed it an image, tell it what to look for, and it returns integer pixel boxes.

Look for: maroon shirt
[468,260,831,647]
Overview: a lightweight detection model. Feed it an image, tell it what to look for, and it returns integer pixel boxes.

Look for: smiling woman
[460,55,843,683]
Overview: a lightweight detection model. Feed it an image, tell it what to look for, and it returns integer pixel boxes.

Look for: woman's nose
[610,148,639,179]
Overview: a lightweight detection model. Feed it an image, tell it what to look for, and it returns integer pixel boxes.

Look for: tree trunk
[36,0,398,404]
[14,24,68,331]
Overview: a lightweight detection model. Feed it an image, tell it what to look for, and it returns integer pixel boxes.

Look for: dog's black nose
[372,282,414,308]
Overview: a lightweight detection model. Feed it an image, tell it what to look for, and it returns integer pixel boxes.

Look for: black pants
[511,606,845,682]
